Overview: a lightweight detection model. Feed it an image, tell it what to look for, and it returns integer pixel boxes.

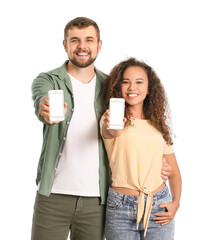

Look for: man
[31,17,171,240]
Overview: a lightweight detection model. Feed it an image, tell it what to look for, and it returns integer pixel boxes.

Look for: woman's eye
[136,81,143,84]
[122,81,129,84]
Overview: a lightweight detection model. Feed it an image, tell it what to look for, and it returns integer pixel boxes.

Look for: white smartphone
[109,98,125,129]
[48,90,65,121]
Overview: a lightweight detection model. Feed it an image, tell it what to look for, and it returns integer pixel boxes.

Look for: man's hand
[39,97,67,124]
[161,158,172,182]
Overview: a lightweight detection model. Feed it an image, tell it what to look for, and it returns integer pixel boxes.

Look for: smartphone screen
[48,90,64,121]
[109,98,125,129]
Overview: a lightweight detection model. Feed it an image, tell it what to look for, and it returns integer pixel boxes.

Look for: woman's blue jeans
[105,186,175,240]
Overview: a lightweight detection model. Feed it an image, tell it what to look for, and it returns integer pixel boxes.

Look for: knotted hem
[136,187,153,237]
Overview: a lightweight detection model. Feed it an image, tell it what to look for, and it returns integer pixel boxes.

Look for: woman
[101,58,182,239]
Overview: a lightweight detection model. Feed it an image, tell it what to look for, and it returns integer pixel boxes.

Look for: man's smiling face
[63,26,102,68]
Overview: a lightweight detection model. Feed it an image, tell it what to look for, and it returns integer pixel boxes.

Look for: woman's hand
[103,109,111,129]
[153,201,180,226]
[154,153,182,226]
[102,109,126,139]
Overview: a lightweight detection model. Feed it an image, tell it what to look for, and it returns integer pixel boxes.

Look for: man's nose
[77,40,86,50]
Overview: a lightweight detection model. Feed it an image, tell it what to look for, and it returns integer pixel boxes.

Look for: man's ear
[98,40,102,53]
[63,40,67,53]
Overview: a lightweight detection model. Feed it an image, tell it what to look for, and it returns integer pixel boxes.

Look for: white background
[1,0,214,239]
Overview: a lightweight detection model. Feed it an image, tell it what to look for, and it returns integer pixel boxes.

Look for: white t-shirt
[51,74,100,196]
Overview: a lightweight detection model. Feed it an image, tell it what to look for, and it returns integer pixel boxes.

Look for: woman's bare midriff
[111,183,166,196]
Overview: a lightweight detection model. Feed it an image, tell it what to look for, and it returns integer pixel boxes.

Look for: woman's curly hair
[103,58,173,145]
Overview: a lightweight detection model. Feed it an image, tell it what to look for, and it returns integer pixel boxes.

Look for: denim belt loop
[122,195,127,205]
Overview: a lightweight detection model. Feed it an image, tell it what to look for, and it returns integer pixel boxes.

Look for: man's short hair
[64,17,100,42]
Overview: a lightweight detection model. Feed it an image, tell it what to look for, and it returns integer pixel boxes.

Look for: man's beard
[69,53,97,68]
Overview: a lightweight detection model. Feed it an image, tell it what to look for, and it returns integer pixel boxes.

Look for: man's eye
[136,81,143,84]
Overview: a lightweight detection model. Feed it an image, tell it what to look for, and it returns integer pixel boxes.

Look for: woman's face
[121,66,149,109]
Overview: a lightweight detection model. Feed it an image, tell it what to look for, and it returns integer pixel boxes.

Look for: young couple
[31,17,181,240]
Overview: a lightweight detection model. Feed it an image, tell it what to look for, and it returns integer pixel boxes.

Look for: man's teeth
[77,53,88,56]
[128,94,138,97]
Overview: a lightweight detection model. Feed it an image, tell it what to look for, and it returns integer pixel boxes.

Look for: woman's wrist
[172,200,180,209]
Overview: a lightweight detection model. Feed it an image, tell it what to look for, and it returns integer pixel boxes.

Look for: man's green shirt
[32,61,111,204]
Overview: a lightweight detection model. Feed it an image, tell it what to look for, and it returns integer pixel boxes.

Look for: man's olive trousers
[31,192,106,240]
